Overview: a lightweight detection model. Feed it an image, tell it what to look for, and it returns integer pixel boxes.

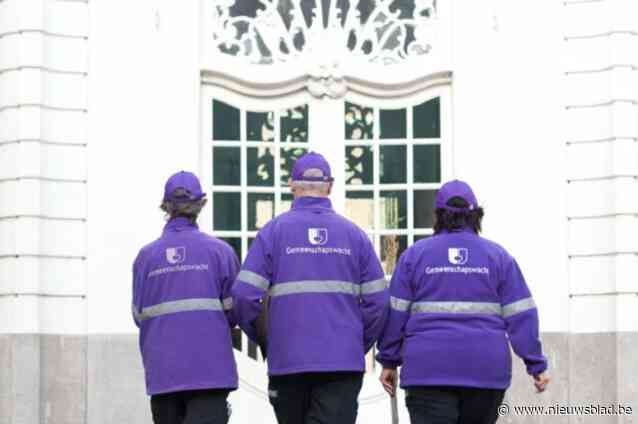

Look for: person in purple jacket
[376,180,550,424]
[232,152,389,424]
[132,171,239,424]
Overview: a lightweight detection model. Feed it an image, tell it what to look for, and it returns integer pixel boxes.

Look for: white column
[563,0,638,334]
[0,0,89,334]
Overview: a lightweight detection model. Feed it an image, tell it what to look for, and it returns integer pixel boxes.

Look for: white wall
[87,0,201,333]
[452,0,569,332]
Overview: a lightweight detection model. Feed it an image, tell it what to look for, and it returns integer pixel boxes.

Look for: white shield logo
[166,247,186,264]
[308,228,328,246]
[448,248,468,265]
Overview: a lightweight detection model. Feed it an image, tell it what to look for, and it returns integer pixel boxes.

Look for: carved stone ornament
[210,0,439,98]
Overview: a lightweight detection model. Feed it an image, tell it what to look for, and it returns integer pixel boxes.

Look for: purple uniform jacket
[232,197,389,376]
[376,228,547,390]
[132,217,240,395]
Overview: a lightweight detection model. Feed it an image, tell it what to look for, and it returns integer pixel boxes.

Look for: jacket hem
[268,363,365,376]
[147,382,239,396]
[400,377,511,391]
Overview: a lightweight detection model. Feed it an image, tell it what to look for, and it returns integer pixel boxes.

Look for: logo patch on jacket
[166,247,186,264]
[448,248,468,265]
[308,228,328,245]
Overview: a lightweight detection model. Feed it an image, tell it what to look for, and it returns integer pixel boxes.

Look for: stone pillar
[0,0,89,422]
[563,0,638,421]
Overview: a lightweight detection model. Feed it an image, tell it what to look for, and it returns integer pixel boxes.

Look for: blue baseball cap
[163,171,205,202]
[435,180,478,212]
[291,152,334,182]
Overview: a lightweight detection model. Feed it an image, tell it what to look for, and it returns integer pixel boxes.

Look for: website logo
[308,228,328,246]
[448,248,468,265]
[166,247,186,264]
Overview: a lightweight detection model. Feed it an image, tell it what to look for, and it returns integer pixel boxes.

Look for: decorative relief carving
[211,0,438,67]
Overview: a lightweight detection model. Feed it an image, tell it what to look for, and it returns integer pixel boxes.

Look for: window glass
[413,145,441,183]
[342,98,444,268]
[346,146,373,185]
[381,235,407,274]
[247,111,274,142]
[247,147,275,186]
[345,191,374,229]
[211,100,313,364]
[213,147,240,186]
[281,105,308,142]
[380,108,406,139]
[213,100,240,141]
[345,102,374,139]
[414,190,437,229]
[213,192,241,230]
[380,190,407,229]
[248,193,275,231]
[413,97,441,139]
[380,145,407,184]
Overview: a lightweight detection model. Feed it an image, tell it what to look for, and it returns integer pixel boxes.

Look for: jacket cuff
[376,357,401,370]
[527,361,548,377]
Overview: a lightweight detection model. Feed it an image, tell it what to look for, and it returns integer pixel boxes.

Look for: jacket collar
[163,217,198,233]
[436,226,476,235]
[291,196,333,211]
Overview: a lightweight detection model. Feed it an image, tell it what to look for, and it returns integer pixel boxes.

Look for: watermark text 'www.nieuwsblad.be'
[498,402,633,417]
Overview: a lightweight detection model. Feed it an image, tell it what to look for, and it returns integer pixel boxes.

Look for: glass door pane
[343,96,445,275]
[210,98,310,362]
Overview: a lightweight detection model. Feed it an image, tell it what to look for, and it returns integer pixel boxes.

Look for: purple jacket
[376,228,547,390]
[132,217,239,395]
[232,197,389,376]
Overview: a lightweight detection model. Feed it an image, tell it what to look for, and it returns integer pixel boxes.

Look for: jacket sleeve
[231,230,272,342]
[220,243,241,328]
[131,253,143,328]
[375,252,413,369]
[358,232,390,353]
[499,255,548,376]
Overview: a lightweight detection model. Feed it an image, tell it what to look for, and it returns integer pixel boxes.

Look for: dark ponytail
[433,196,484,234]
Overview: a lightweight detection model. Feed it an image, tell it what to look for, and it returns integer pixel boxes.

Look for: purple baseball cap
[163,171,205,201]
[435,180,478,212]
[291,152,334,182]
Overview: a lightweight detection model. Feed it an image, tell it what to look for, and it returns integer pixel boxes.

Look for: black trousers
[268,372,364,424]
[405,386,505,424]
[150,389,231,424]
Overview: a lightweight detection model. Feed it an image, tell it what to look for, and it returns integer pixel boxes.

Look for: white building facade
[0,0,636,423]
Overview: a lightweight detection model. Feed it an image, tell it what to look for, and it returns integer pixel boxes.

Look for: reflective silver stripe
[502,297,536,318]
[390,296,412,312]
[361,278,388,295]
[132,303,141,321]
[237,270,270,291]
[410,301,502,315]
[222,297,233,311]
[138,298,223,321]
[270,280,360,297]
